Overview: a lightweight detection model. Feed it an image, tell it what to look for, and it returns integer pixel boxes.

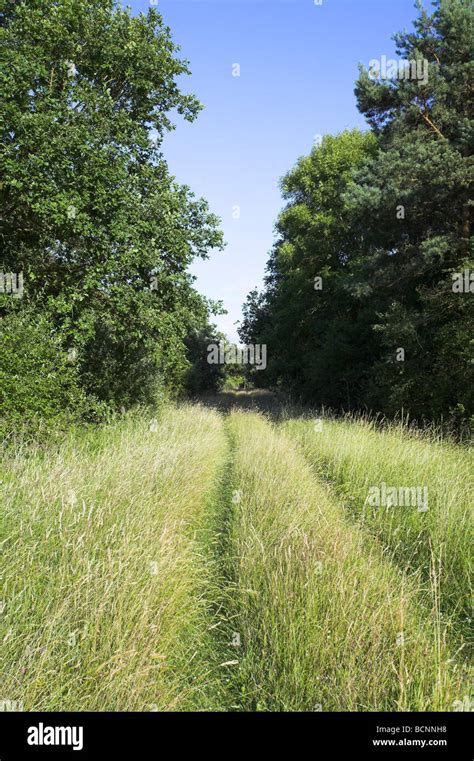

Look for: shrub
[0,309,99,441]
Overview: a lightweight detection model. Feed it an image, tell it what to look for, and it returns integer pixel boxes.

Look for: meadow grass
[224,411,468,711]
[0,405,228,710]
[283,417,473,655]
[0,400,470,712]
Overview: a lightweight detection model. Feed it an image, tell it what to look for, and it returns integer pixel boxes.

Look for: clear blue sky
[128,0,430,342]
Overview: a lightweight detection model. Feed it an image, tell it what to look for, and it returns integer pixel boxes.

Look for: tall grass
[1,401,470,712]
[0,405,227,710]
[225,411,467,711]
[284,417,473,652]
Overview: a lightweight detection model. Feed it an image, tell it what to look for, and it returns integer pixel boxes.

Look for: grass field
[283,416,473,652]
[0,394,471,711]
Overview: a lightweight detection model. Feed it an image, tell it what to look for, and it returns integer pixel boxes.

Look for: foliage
[0,308,99,440]
[240,130,378,406]
[0,0,223,419]
[241,0,473,425]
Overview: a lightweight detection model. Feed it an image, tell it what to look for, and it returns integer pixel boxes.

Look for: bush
[0,309,101,441]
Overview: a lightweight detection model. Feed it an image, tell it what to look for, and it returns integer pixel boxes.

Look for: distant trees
[241,130,378,405]
[241,0,473,426]
[0,0,223,430]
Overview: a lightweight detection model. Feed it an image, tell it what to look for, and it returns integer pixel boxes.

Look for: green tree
[183,299,228,394]
[0,0,223,409]
[242,0,473,426]
[349,0,473,421]
[240,130,378,407]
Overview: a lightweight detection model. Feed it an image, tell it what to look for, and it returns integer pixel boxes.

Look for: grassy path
[0,400,470,711]
[284,418,472,653]
[0,406,228,710]
[221,411,466,711]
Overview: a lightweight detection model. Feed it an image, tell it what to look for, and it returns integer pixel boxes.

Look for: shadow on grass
[195,389,294,422]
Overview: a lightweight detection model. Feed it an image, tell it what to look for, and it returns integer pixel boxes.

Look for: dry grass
[0,405,227,710]
[0,400,470,712]
[225,411,468,711]
[284,417,473,652]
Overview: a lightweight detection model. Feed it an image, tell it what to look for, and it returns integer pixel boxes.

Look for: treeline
[0,0,223,438]
[240,0,473,428]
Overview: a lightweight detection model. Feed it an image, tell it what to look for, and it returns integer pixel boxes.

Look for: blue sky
[128,0,428,342]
